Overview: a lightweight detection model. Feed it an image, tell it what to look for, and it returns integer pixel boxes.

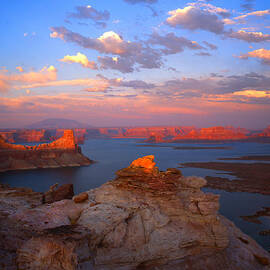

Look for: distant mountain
[26,118,92,129]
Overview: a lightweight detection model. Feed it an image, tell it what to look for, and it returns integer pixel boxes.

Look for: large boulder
[0,156,269,270]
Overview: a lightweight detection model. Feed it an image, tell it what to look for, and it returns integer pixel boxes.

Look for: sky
[0,0,270,129]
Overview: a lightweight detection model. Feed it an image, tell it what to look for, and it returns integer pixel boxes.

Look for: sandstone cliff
[0,130,92,172]
[0,155,269,269]
[2,125,270,143]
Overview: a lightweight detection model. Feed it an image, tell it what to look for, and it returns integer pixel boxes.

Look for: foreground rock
[0,129,92,172]
[0,156,269,270]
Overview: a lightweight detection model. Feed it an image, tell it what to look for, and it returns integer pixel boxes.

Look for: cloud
[16,77,111,92]
[2,72,270,128]
[228,30,270,42]
[50,28,141,56]
[123,0,157,4]
[0,78,10,93]
[148,32,203,55]
[166,5,226,34]
[241,0,255,12]
[195,52,212,56]
[235,9,270,20]
[16,66,24,72]
[189,2,231,18]
[11,66,57,83]
[117,79,155,89]
[223,18,237,25]
[217,72,270,92]
[98,56,135,73]
[233,90,270,98]
[154,72,270,98]
[0,66,57,92]
[50,27,163,72]
[60,52,98,69]
[239,48,270,65]
[67,5,110,27]
[203,41,217,50]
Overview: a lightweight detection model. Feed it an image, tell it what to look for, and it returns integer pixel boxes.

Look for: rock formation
[0,155,269,269]
[172,126,249,141]
[1,125,270,143]
[144,133,165,143]
[0,130,92,172]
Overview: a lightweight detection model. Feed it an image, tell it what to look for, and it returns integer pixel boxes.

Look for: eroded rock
[0,155,269,270]
[73,192,88,203]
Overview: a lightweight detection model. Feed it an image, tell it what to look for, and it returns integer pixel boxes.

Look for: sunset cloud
[148,32,203,55]
[50,27,162,72]
[166,5,226,34]
[0,78,10,93]
[235,9,270,20]
[16,66,24,72]
[239,48,270,64]
[60,52,98,69]
[50,28,141,56]
[228,30,270,42]
[233,90,270,98]
[16,77,111,91]
[10,66,57,83]
[0,66,58,92]
[98,56,135,73]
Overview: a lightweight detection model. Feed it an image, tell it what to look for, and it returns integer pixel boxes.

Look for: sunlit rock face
[0,156,269,270]
[0,130,92,172]
[172,126,249,141]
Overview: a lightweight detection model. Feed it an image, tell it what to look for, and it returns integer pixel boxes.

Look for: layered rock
[0,156,269,270]
[172,126,249,141]
[2,125,270,143]
[0,130,92,172]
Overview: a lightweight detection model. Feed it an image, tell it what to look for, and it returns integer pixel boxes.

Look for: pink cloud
[235,9,270,20]
[0,66,57,92]
[229,30,270,42]
[166,5,225,34]
[239,48,270,64]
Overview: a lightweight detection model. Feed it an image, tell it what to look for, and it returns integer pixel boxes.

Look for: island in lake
[0,129,92,172]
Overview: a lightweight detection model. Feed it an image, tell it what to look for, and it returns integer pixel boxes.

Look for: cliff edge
[0,155,269,269]
[0,130,92,172]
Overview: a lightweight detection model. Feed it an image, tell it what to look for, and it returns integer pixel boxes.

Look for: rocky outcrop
[0,156,269,270]
[44,184,74,204]
[0,130,92,172]
[144,133,165,143]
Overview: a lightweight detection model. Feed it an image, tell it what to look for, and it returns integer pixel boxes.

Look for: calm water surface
[1,139,270,249]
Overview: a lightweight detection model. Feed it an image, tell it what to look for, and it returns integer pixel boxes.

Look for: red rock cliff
[0,130,77,151]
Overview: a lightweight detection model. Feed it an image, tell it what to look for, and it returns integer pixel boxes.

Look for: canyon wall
[1,125,270,143]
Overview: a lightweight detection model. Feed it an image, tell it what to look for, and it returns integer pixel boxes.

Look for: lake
[1,138,270,250]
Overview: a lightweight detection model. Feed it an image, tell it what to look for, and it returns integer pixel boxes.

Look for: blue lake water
[1,138,270,250]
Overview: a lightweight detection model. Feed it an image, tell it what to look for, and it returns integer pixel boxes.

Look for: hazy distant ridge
[27,118,92,129]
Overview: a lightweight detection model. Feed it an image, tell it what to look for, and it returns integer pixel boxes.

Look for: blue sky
[0,0,270,128]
